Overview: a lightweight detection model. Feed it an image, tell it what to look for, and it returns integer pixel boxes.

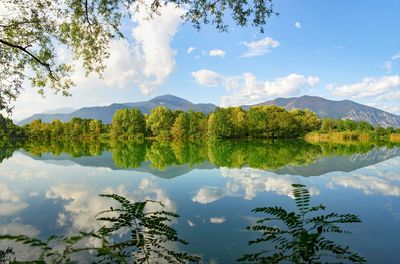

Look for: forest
[1,105,399,142]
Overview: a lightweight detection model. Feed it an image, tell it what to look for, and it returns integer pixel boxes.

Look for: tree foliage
[238,184,366,264]
[0,113,24,139]
[0,0,277,113]
[0,195,199,263]
[23,117,107,140]
[96,194,200,263]
[111,108,146,140]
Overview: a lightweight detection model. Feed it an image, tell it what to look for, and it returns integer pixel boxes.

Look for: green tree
[320,118,334,133]
[187,111,208,140]
[0,0,277,113]
[110,108,145,140]
[146,106,175,139]
[207,107,244,138]
[171,112,189,140]
[89,119,102,135]
[0,114,24,139]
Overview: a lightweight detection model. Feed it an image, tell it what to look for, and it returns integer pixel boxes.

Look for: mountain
[18,94,400,127]
[242,95,400,128]
[18,95,217,125]
[43,107,76,114]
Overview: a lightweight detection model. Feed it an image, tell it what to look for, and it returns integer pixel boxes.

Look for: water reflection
[1,186,366,264]
[2,139,398,178]
[0,140,399,263]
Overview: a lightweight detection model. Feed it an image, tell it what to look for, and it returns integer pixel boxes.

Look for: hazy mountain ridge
[18,95,217,125]
[243,95,400,128]
[18,94,400,127]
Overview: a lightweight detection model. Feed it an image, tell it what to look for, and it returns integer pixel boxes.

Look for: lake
[0,139,399,263]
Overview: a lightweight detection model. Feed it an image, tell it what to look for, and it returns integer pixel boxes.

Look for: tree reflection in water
[2,138,398,172]
[238,184,366,264]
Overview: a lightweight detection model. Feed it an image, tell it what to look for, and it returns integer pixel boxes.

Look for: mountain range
[18,94,400,128]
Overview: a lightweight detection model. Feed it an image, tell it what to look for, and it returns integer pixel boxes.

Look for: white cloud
[9,2,185,121]
[192,186,227,204]
[45,178,175,237]
[240,37,280,57]
[294,21,302,29]
[328,75,400,98]
[0,223,41,261]
[130,2,184,94]
[219,168,320,200]
[209,217,226,224]
[187,47,196,54]
[328,173,400,196]
[191,69,225,87]
[0,183,28,216]
[192,168,320,204]
[209,49,226,57]
[192,69,319,106]
[392,52,400,60]
[327,157,400,196]
[101,40,137,89]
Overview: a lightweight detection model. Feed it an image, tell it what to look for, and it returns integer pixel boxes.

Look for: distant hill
[243,95,400,128]
[43,107,76,114]
[18,95,217,125]
[18,94,400,127]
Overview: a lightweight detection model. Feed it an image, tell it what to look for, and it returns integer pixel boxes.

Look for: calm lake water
[0,140,399,263]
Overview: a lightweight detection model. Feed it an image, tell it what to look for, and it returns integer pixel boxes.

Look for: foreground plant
[238,184,366,264]
[0,194,199,263]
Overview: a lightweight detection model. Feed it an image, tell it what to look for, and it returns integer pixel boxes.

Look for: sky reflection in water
[0,141,399,263]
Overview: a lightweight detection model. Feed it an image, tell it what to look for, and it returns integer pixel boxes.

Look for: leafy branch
[0,194,199,263]
[238,184,366,264]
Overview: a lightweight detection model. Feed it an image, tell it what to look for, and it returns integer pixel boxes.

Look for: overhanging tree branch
[0,38,59,81]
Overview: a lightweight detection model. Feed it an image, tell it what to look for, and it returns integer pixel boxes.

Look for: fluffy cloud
[240,37,280,57]
[192,70,320,106]
[295,21,302,29]
[327,158,400,196]
[0,223,41,261]
[328,173,400,196]
[191,69,225,87]
[209,49,226,57]
[327,75,400,99]
[0,183,28,216]
[192,186,227,204]
[45,178,175,238]
[219,168,320,200]
[130,2,184,94]
[187,47,196,54]
[8,2,184,121]
[192,168,319,204]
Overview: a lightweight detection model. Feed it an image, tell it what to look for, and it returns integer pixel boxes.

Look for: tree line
[1,106,399,141]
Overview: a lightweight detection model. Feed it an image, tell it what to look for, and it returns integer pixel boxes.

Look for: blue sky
[8,0,400,120]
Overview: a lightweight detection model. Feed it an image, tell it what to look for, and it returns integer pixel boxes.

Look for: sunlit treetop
[0,0,277,113]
